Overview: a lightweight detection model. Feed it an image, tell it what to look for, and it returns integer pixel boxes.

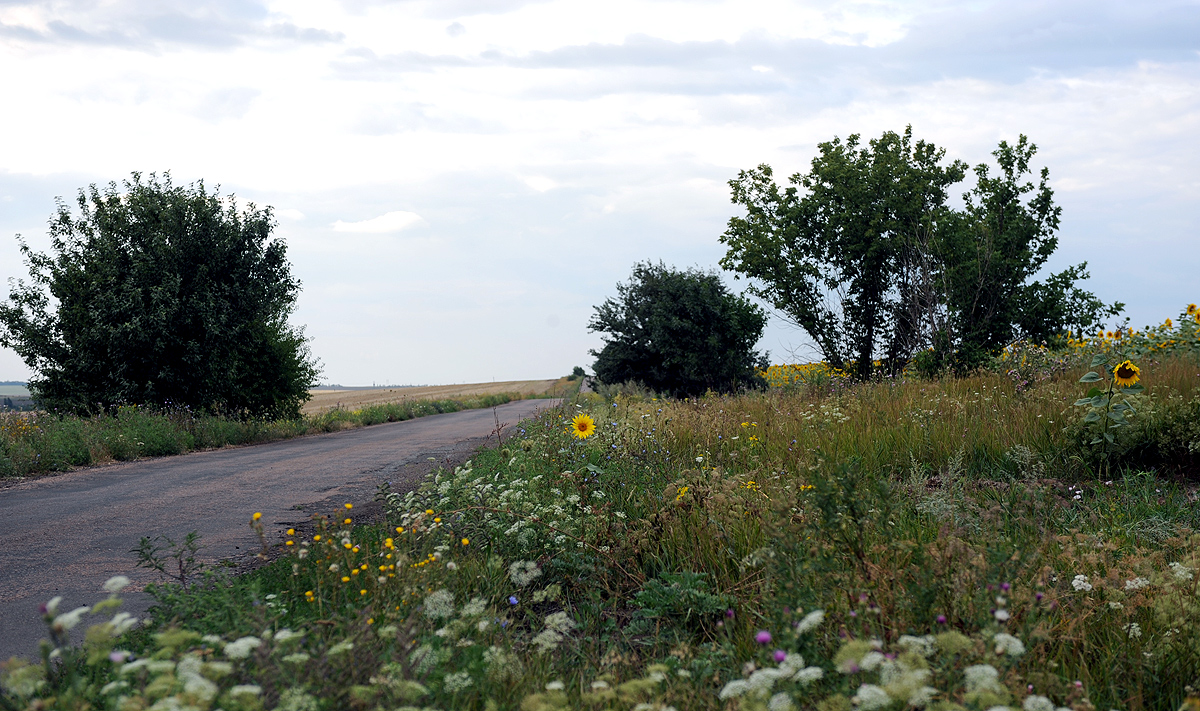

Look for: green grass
[5,349,1200,711]
[0,392,522,477]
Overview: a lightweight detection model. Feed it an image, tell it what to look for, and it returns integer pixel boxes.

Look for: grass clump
[5,346,1200,710]
[0,393,522,477]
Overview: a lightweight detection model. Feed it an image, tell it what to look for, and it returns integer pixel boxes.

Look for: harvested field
[301,379,567,414]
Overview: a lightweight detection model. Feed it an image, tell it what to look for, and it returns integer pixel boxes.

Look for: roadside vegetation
[0,392,522,477]
[5,309,1200,711]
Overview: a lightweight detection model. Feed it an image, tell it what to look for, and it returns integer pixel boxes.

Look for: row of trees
[589,128,1119,394]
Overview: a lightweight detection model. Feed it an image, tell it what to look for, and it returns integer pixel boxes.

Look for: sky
[1,0,1197,386]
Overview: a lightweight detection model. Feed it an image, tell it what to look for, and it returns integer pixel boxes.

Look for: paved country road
[0,398,561,660]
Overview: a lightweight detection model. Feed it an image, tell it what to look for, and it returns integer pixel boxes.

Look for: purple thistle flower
[755,630,772,645]
[773,649,787,663]
[936,615,947,624]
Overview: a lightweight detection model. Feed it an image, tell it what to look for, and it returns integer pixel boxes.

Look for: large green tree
[589,262,767,397]
[940,136,1122,367]
[721,128,1118,376]
[719,127,966,379]
[0,173,320,418]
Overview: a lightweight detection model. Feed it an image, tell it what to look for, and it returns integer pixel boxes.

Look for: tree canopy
[589,262,767,397]
[0,173,320,418]
[720,127,1120,375]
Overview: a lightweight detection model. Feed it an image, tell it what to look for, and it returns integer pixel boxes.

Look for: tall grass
[0,392,521,477]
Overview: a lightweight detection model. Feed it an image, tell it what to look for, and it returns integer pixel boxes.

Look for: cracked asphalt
[0,398,560,660]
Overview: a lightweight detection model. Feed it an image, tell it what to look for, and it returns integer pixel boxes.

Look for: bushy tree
[719,127,964,379]
[588,262,767,397]
[0,173,320,418]
[721,128,1119,376]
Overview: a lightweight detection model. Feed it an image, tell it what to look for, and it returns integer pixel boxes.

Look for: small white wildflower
[1071,574,1093,592]
[795,609,825,634]
[281,652,310,664]
[103,576,131,593]
[853,684,892,711]
[1023,695,1055,711]
[859,651,885,671]
[327,640,354,656]
[793,666,824,685]
[461,597,487,617]
[1125,577,1151,591]
[509,560,543,587]
[229,685,262,697]
[908,686,938,707]
[443,671,473,693]
[993,633,1026,657]
[224,636,262,659]
[1170,562,1194,581]
[994,609,1011,622]
[423,589,455,619]
[719,680,750,699]
[1108,601,1124,610]
[544,611,576,634]
[769,692,795,711]
[531,629,564,653]
[591,680,610,690]
[1125,622,1142,639]
[52,606,90,632]
[545,680,565,691]
[964,665,1003,693]
[274,628,302,644]
[100,680,129,695]
[897,635,936,657]
[108,612,139,635]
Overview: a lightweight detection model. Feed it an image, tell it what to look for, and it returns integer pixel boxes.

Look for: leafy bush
[589,261,768,397]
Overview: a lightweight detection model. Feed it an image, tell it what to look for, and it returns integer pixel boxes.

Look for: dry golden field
[300,379,566,415]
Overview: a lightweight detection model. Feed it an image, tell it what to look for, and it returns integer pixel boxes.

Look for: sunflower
[1113,360,1140,388]
[1188,304,1198,316]
[569,413,596,439]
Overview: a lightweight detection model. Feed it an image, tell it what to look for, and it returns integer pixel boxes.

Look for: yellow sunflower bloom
[1113,360,1140,387]
[569,413,596,439]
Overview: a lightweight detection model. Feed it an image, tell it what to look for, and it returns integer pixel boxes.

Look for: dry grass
[301,379,567,415]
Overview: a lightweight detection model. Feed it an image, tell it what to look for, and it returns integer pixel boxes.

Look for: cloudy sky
[1,0,1197,386]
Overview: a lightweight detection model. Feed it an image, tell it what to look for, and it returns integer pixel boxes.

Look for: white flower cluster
[1071,574,1093,592]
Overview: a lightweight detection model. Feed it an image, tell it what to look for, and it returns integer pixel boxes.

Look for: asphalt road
[0,398,560,660]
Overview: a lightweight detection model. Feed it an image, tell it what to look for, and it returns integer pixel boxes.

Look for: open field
[302,379,568,415]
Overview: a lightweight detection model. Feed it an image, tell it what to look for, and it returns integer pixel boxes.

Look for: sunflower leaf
[1086,387,1103,398]
[1090,354,1108,368]
[1073,398,1093,407]
[1084,411,1102,423]
[1090,396,1108,408]
[1103,433,1115,443]
[1107,411,1127,424]
[1079,371,1103,383]
[1120,383,1145,394]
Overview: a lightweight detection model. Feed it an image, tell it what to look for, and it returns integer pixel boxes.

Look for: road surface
[0,398,560,660]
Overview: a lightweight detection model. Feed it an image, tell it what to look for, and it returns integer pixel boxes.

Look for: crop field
[302,380,569,415]
[4,311,1200,711]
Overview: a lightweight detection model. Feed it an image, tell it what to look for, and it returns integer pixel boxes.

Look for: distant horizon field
[0,384,29,396]
[301,378,567,415]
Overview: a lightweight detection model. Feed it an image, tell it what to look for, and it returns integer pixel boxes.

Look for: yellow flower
[1113,360,1141,387]
[675,486,689,501]
[345,503,353,510]
[570,413,596,439]
[252,512,262,521]
[1188,304,1198,316]
[344,518,352,525]
[287,528,295,535]
[461,538,470,546]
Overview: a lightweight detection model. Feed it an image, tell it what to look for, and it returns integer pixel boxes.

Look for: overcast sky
[1,0,1197,386]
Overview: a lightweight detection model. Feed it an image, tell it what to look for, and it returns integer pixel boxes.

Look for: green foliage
[589,261,768,397]
[721,128,1118,377]
[942,137,1123,368]
[721,126,965,379]
[0,172,320,419]
[0,393,520,477]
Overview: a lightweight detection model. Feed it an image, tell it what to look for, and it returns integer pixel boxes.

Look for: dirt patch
[302,379,569,415]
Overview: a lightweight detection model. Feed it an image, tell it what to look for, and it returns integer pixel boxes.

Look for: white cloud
[331,211,425,233]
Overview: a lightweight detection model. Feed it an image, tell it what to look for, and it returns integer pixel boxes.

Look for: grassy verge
[5,350,1200,711]
[0,392,522,478]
